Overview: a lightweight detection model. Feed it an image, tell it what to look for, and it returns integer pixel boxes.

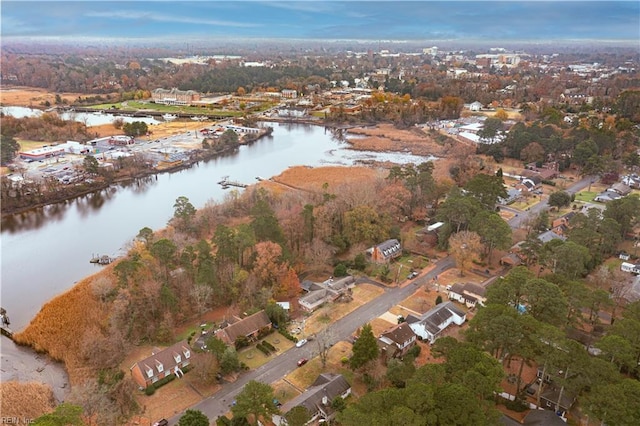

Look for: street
[167,175,594,424]
[168,257,455,424]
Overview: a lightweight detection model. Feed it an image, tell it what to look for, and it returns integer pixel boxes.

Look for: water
[1,117,434,331]
[1,105,161,126]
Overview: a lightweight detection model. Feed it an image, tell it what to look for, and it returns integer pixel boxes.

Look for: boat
[162,113,177,121]
[191,115,207,121]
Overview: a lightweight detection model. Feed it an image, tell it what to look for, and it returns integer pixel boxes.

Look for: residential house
[609,182,632,196]
[551,211,576,236]
[130,340,191,389]
[418,222,444,247]
[298,276,355,312]
[499,188,521,205]
[515,176,542,193]
[369,239,402,264]
[468,101,483,112]
[540,385,576,417]
[500,252,522,267]
[377,322,417,361]
[275,373,351,425]
[214,310,272,346]
[406,302,466,344]
[447,283,487,308]
[621,174,640,189]
[619,252,631,261]
[537,230,567,244]
[621,262,640,275]
[594,190,621,203]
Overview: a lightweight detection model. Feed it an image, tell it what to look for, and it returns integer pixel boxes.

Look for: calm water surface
[1,121,432,330]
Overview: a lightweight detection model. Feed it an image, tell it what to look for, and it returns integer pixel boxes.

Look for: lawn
[285,341,353,391]
[87,101,244,117]
[302,284,385,336]
[239,333,295,369]
[574,191,597,203]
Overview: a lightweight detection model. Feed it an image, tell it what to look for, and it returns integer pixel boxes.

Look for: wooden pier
[217,176,248,189]
[1,307,13,340]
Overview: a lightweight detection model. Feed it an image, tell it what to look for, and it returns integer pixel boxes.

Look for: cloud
[84,10,261,28]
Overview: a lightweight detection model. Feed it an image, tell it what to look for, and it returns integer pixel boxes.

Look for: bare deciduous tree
[448,230,482,276]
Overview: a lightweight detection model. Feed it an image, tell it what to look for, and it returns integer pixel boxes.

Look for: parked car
[407,271,419,279]
[296,338,308,348]
[297,358,308,367]
[153,420,168,426]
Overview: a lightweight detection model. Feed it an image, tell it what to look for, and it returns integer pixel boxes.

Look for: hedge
[279,329,298,342]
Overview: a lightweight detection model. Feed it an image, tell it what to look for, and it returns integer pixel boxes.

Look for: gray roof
[537,230,566,243]
[376,239,401,258]
[419,302,465,334]
[280,374,350,416]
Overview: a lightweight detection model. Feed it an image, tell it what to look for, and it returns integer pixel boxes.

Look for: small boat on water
[162,113,177,121]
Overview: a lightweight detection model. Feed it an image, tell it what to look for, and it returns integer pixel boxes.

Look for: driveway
[168,178,595,424]
[167,256,455,424]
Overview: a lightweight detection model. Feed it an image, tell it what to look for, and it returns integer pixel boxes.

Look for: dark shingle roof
[381,322,416,345]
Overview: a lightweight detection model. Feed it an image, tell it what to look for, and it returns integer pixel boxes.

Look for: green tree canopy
[548,191,571,208]
[0,134,20,165]
[350,323,379,370]
[178,409,210,426]
[283,406,311,426]
[464,173,507,209]
[34,403,84,426]
[231,380,278,425]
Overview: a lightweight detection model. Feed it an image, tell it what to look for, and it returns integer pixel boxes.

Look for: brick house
[369,239,402,264]
[130,340,191,389]
[214,310,272,346]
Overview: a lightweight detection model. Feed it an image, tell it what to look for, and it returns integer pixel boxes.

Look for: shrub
[144,386,155,396]
[257,343,271,355]
[407,344,421,358]
[504,397,528,412]
[333,263,348,277]
[262,341,276,352]
[152,374,176,390]
[278,329,297,342]
[341,357,349,365]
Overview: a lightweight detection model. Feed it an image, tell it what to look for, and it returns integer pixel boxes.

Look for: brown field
[13,273,111,383]
[285,341,353,391]
[346,123,447,156]
[265,165,385,194]
[0,86,104,107]
[0,381,56,419]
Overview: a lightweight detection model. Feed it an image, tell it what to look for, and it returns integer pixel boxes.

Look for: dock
[1,308,13,340]
[217,176,248,189]
[90,254,113,265]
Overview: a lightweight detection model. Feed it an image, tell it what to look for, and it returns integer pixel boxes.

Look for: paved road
[507,176,593,229]
[167,176,594,424]
[167,257,455,424]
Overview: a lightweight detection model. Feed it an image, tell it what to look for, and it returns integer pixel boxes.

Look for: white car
[295,338,308,348]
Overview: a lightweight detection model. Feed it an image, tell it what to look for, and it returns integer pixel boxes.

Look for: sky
[1,1,639,43]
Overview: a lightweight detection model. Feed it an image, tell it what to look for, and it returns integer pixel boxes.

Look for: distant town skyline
[1,1,639,43]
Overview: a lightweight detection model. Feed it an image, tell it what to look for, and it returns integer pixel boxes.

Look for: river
[1,117,432,331]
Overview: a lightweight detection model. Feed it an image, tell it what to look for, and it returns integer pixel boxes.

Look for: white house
[621,262,640,274]
[468,101,483,112]
[448,283,487,308]
[405,302,466,344]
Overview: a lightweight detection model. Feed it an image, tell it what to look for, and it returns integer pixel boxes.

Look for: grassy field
[239,333,295,369]
[574,191,597,203]
[302,284,385,336]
